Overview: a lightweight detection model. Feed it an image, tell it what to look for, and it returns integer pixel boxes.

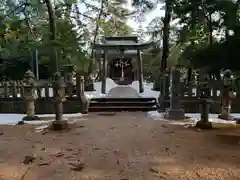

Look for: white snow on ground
[84,78,117,99]
[130,81,159,98]
[0,113,84,125]
[147,111,237,125]
[84,78,160,99]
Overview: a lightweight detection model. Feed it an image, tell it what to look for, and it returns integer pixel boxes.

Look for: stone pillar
[22,70,40,121]
[164,67,185,120]
[137,49,144,93]
[101,50,108,94]
[218,69,234,120]
[157,74,166,111]
[62,64,74,80]
[76,74,89,114]
[164,73,170,99]
[196,99,212,129]
[65,69,74,97]
[51,72,68,130]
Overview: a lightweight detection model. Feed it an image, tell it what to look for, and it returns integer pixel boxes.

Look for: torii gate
[92,36,154,94]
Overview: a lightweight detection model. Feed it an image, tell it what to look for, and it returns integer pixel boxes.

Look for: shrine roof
[92,41,154,50]
[104,36,138,42]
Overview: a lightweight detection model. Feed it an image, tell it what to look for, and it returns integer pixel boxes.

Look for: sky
[126,3,165,30]
[78,0,165,31]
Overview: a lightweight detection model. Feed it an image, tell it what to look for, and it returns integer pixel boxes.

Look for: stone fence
[0,71,87,114]
[1,70,240,114]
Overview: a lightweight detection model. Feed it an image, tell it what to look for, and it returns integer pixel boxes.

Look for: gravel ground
[0,112,239,180]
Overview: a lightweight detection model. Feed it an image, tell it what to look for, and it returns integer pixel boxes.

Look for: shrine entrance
[109,57,134,85]
[93,36,153,94]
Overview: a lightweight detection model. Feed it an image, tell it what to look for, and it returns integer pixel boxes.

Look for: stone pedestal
[164,108,185,120]
[164,68,185,120]
[51,119,68,130]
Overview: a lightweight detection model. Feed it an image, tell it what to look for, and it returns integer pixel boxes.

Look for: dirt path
[0,112,239,180]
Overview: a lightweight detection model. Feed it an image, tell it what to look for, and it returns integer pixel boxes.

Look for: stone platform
[89,86,156,112]
[106,86,140,98]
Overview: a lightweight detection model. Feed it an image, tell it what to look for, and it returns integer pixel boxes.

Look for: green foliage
[1,0,240,81]
[0,0,135,80]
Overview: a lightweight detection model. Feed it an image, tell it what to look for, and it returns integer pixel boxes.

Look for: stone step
[89,101,156,107]
[89,105,157,112]
[89,97,157,112]
[91,97,156,102]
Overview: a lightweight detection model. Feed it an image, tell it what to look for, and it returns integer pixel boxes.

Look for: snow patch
[84,78,118,99]
[130,81,159,98]
[147,111,237,125]
[0,113,84,125]
[85,78,159,99]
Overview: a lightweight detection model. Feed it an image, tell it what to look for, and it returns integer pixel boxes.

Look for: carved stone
[164,68,185,120]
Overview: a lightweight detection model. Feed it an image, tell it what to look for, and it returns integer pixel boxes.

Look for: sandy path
[0,112,239,180]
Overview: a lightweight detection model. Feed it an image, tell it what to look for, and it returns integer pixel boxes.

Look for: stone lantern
[51,72,68,130]
[22,70,40,121]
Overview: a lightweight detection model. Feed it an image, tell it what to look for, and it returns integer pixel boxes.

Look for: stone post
[164,72,170,99]
[196,99,213,129]
[66,71,74,97]
[22,70,40,121]
[157,74,166,111]
[62,64,75,97]
[101,50,107,94]
[51,72,68,130]
[137,49,144,93]
[164,67,185,120]
[76,73,89,114]
[218,69,234,120]
[195,80,212,129]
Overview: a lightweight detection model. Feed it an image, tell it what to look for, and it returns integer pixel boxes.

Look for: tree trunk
[187,0,197,84]
[208,14,213,45]
[160,0,172,73]
[88,0,105,75]
[44,0,58,72]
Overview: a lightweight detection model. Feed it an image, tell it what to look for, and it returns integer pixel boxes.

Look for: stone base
[82,110,88,114]
[235,118,240,124]
[50,120,68,131]
[17,121,25,125]
[85,82,95,91]
[164,108,185,120]
[195,120,212,129]
[218,114,234,120]
[22,115,40,121]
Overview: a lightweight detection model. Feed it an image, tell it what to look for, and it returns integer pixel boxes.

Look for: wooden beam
[92,41,155,50]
